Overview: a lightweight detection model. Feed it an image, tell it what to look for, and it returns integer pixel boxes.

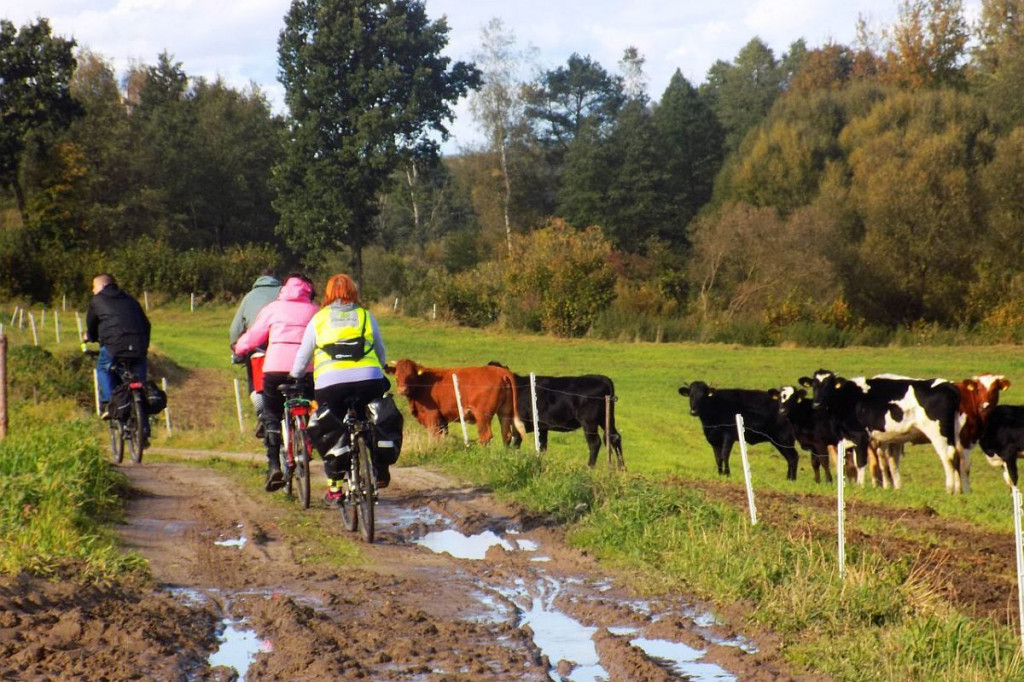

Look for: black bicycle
[105,360,149,464]
[334,406,379,543]
[278,382,313,509]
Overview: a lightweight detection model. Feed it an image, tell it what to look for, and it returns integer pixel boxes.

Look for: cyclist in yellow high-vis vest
[291,273,390,501]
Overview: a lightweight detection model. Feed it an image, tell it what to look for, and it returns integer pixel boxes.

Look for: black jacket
[85,285,151,359]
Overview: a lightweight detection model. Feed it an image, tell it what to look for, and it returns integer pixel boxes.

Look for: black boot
[265,429,285,492]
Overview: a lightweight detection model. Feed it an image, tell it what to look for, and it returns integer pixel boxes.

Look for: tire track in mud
[111,452,821,681]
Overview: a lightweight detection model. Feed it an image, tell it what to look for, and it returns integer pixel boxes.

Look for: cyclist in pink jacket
[233,274,319,491]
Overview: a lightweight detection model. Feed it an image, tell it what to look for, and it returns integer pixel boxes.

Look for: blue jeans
[97,346,148,404]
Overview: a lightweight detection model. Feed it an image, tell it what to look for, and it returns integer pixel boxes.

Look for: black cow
[679,381,800,480]
[769,386,837,483]
[978,405,1024,488]
[489,362,623,467]
[801,369,965,494]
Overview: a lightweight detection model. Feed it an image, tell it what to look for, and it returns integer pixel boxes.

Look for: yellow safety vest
[311,306,380,381]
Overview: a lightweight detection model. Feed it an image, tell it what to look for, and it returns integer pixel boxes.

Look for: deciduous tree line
[4,0,1024,342]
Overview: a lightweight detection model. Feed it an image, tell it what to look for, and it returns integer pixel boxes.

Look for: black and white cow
[977,405,1024,488]
[770,386,839,483]
[679,381,800,480]
[490,363,623,467]
[800,369,965,494]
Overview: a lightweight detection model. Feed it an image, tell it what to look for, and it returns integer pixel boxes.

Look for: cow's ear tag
[708,389,715,396]
[967,383,976,391]
[834,381,841,389]
[771,394,778,401]
[417,369,423,375]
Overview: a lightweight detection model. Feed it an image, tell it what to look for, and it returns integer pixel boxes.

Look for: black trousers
[314,377,390,421]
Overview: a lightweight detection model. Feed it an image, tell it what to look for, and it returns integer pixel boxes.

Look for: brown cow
[956,373,1010,484]
[387,359,527,445]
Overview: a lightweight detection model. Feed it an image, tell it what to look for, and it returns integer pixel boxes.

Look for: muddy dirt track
[0,451,832,682]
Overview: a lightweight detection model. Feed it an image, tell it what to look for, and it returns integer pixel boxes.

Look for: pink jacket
[233,277,319,373]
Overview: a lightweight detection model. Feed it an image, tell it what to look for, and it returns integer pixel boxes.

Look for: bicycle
[85,347,149,464]
[332,404,380,543]
[278,382,314,509]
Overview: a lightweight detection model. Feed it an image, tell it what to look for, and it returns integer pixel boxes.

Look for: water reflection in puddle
[413,525,747,682]
[208,617,268,677]
[415,529,513,559]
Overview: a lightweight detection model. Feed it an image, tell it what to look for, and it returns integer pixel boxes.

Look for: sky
[3,0,972,152]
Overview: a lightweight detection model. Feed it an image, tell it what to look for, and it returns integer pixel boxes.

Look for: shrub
[504,220,617,337]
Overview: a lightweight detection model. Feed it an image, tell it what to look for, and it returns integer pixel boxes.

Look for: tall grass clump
[0,414,144,581]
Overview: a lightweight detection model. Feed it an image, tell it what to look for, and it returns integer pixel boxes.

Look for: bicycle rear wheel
[128,393,146,463]
[356,435,375,543]
[339,441,358,532]
[291,417,311,509]
[109,419,124,464]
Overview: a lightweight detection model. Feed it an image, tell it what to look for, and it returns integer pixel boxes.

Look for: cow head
[801,369,842,409]
[974,374,1011,413]
[390,358,422,396]
[678,381,712,416]
[773,386,805,417]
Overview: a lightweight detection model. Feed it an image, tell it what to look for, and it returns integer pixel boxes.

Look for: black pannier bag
[367,394,403,466]
[107,384,134,421]
[306,404,346,457]
[144,380,167,414]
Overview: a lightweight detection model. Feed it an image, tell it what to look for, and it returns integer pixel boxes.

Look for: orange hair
[323,273,361,306]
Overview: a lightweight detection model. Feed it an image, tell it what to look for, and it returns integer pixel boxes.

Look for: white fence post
[233,378,245,433]
[734,414,757,525]
[1013,485,1024,655]
[144,291,149,311]
[93,369,101,416]
[452,373,469,446]
[530,372,541,453]
[29,313,38,346]
[54,311,61,344]
[837,439,850,580]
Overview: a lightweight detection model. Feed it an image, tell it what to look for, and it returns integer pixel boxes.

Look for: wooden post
[62,294,66,311]
[144,291,149,311]
[54,311,61,344]
[605,395,612,466]
[162,378,172,436]
[190,293,195,312]
[0,333,8,440]
[75,311,83,340]
[29,313,38,346]
[93,369,101,416]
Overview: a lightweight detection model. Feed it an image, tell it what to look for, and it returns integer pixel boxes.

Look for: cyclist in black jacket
[84,274,151,426]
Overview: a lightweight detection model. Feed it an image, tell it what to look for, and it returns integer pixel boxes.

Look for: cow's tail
[606,383,625,470]
[504,370,528,441]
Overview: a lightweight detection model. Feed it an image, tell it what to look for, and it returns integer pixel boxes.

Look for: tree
[651,70,723,239]
[469,18,533,258]
[0,18,80,223]
[526,53,624,153]
[972,0,1024,129]
[883,0,970,89]
[275,0,479,281]
[700,38,784,153]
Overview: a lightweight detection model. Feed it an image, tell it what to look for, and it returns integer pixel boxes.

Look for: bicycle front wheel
[128,393,146,463]
[109,419,124,464]
[356,435,375,543]
[291,418,311,509]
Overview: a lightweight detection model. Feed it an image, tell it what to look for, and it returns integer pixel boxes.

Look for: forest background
[4,0,1024,348]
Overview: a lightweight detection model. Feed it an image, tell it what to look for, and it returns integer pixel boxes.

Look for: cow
[386,359,527,446]
[852,374,1009,491]
[770,386,839,483]
[679,381,800,480]
[978,405,1024,488]
[487,362,623,467]
[800,369,965,494]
